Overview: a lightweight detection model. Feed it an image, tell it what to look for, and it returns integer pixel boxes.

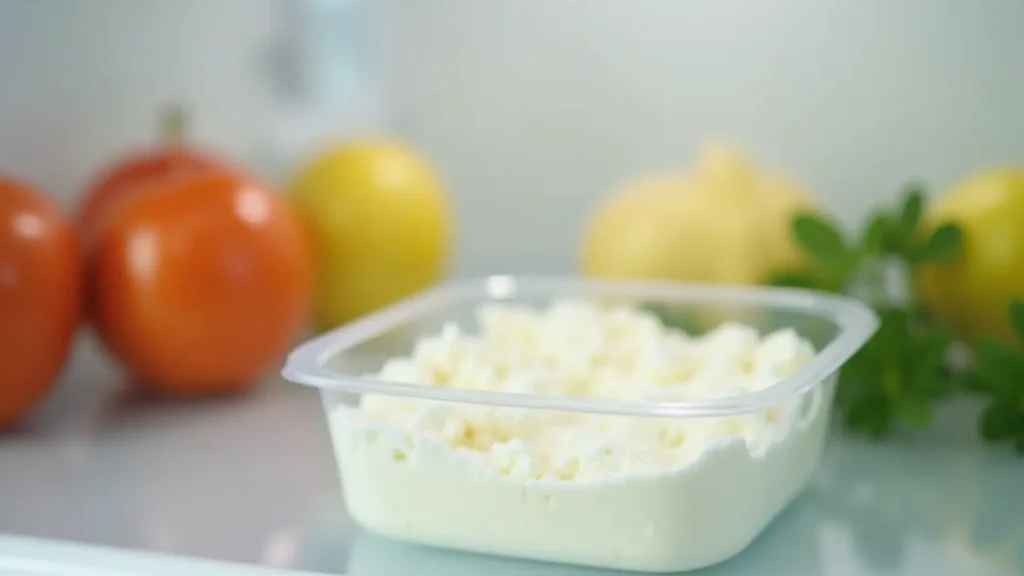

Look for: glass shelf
[1,336,1022,576]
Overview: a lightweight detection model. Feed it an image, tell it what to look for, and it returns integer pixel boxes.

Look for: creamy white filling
[353,301,816,482]
[327,300,827,571]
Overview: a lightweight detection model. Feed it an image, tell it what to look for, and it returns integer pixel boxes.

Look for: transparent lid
[282,276,879,418]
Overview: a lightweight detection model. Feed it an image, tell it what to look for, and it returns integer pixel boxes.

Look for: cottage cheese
[328,301,831,572]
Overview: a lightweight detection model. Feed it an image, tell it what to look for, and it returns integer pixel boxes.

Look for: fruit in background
[76,106,227,258]
[917,169,1024,346]
[0,175,82,427]
[91,171,313,396]
[582,144,816,285]
[289,139,452,332]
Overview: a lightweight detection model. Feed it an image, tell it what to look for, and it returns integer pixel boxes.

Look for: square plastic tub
[282,276,878,573]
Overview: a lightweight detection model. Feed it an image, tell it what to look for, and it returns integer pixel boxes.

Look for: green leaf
[957,370,991,394]
[862,213,894,255]
[912,328,953,367]
[842,396,872,428]
[837,353,884,407]
[1009,299,1024,342]
[907,370,954,401]
[767,270,820,290]
[874,307,911,357]
[899,185,924,235]
[904,329,954,399]
[793,214,853,267]
[914,223,963,264]
[972,336,1024,398]
[841,400,866,428]
[843,393,894,439]
[864,402,895,439]
[1016,431,1024,455]
[877,363,900,398]
[897,397,933,427]
[979,401,1020,441]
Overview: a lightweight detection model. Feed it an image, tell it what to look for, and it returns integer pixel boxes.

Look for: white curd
[327,301,830,572]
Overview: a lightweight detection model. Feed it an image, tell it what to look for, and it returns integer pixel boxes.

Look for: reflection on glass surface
[810,403,1023,576]
[935,445,1024,573]
[813,436,936,571]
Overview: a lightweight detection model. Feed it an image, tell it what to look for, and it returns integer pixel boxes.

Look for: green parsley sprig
[771,185,964,438]
[961,300,1024,453]
[648,182,1024,452]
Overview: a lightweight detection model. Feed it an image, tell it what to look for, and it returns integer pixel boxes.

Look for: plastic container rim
[281,275,879,418]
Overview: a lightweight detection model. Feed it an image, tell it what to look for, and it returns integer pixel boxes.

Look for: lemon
[289,139,453,331]
[917,169,1024,345]
[582,144,816,285]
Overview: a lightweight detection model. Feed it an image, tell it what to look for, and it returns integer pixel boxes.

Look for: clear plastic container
[282,276,878,573]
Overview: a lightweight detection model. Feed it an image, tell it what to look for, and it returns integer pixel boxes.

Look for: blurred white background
[1,0,1022,276]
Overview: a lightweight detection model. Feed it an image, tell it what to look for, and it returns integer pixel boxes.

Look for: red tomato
[77,109,230,322]
[76,108,228,257]
[0,175,82,427]
[91,171,313,395]
[77,149,224,255]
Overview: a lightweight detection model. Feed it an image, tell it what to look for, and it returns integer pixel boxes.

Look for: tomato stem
[161,104,187,146]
